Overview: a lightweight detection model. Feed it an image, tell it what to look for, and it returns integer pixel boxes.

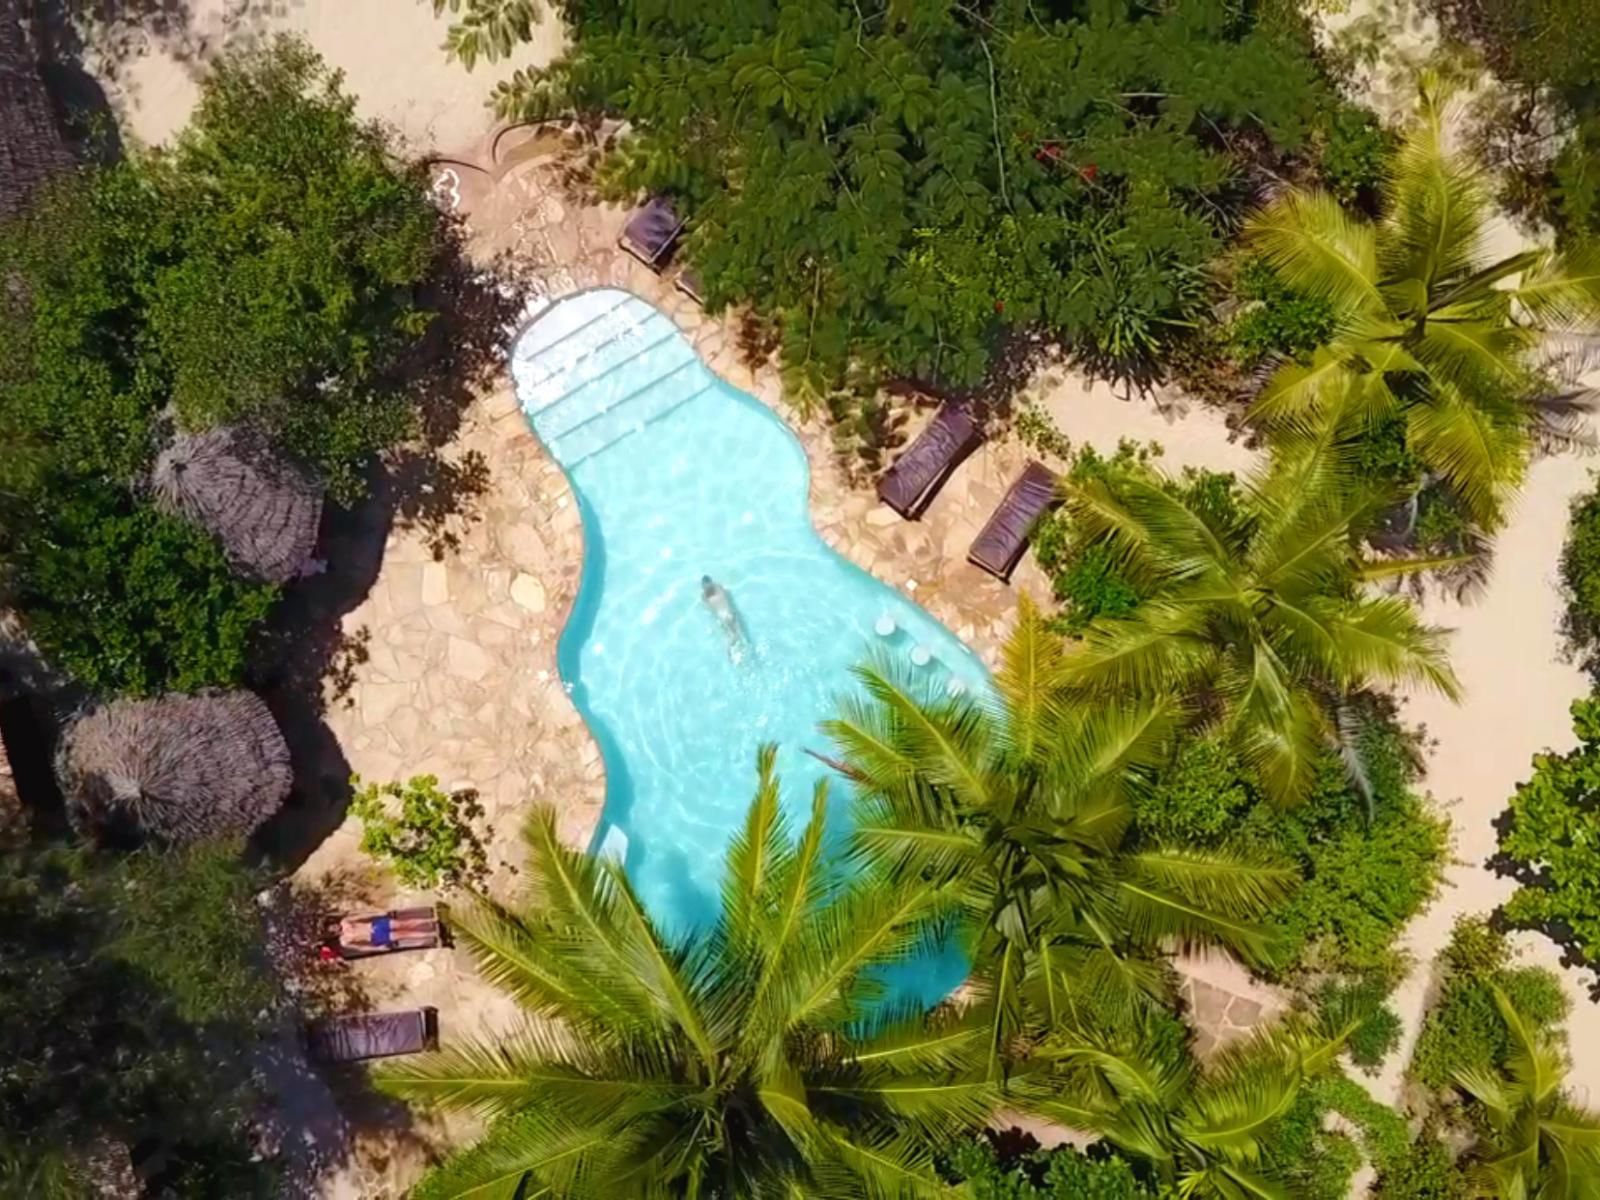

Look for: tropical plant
[1559,478,1600,677]
[1244,74,1600,530]
[1019,1001,1361,1198]
[826,600,1297,1076]
[380,752,995,1199]
[1056,455,1460,805]
[1451,987,1600,1198]
[1410,917,1569,1093]
[945,1135,1154,1199]
[349,774,489,891]
[1496,697,1600,984]
[440,0,1335,433]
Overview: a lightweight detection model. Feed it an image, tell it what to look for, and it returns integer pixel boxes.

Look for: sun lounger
[307,1008,437,1063]
[876,403,982,519]
[674,267,705,305]
[329,906,445,959]
[968,461,1061,581]
[619,196,685,271]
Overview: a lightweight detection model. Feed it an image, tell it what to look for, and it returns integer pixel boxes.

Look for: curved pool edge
[507,286,993,860]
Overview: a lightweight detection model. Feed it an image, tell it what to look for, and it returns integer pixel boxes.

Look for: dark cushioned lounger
[619,196,685,270]
[968,461,1060,581]
[876,403,982,519]
[674,267,705,305]
[307,1008,437,1063]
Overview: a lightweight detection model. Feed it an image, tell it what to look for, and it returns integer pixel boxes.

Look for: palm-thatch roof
[151,425,326,584]
[0,0,73,223]
[56,689,293,845]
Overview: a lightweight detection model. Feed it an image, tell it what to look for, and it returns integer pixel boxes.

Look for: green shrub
[1373,1129,1469,1199]
[350,774,489,890]
[1497,696,1600,971]
[1260,1074,1414,1200]
[1316,974,1403,1072]
[1410,918,1569,1091]
[1559,481,1600,675]
[1244,723,1448,974]
[12,486,279,697]
[1227,257,1338,365]
[1315,104,1395,207]
[465,0,1340,416]
[945,1136,1154,1199]
[1134,738,1257,846]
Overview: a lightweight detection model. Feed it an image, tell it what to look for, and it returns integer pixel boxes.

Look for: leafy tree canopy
[0,38,441,695]
[461,0,1335,418]
[0,842,276,1195]
[1497,696,1600,976]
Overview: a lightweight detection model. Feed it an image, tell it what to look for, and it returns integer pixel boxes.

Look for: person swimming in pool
[701,575,749,663]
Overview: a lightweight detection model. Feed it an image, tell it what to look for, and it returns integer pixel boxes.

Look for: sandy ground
[84,0,565,154]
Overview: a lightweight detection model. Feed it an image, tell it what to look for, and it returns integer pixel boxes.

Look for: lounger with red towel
[968,461,1061,581]
[876,403,983,519]
[307,1008,438,1063]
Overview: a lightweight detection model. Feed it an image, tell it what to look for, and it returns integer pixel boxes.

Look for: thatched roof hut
[0,0,73,223]
[56,689,293,845]
[152,425,325,584]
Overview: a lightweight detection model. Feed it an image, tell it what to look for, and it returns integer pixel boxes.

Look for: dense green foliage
[1022,1001,1361,1198]
[0,39,439,695]
[1134,725,1447,978]
[1410,917,1570,1092]
[830,604,1295,1068]
[1559,478,1600,675]
[457,0,1345,429]
[1260,1074,1413,1200]
[945,1137,1153,1200]
[1226,256,1337,367]
[12,486,279,696]
[1495,697,1600,982]
[350,774,490,890]
[0,842,275,1195]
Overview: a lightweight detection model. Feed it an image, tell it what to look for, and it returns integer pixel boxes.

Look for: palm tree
[1057,457,1459,805]
[1453,986,1600,1199]
[380,750,996,1200]
[825,601,1296,1078]
[1018,1002,1358,1198]
[1245,73,1600,531]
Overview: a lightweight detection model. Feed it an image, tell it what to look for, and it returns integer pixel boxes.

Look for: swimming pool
[510,289,983,993]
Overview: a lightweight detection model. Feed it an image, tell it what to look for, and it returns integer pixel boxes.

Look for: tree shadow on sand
[248,220,523,874]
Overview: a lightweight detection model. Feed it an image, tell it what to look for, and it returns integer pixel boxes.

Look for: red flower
[994,300,1005,313]
[1079,162,1099,182]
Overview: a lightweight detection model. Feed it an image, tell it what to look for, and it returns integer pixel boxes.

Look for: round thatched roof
[152,425,325,584]
[56,689,293,845]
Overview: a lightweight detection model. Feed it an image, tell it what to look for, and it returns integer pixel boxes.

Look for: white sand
[84,0,565,155]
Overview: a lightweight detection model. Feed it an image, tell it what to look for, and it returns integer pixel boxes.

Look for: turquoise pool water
[510,289,983,996]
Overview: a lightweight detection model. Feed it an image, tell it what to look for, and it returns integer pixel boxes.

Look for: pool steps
[518,298,717,466]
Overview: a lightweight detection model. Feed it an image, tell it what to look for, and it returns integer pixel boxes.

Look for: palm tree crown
[379,751,995,1200]
[1245,74,1600,530]
[826,602,1296,1077]
[1058,458,1459,805]
[1453,986,1600,1199]
[1020,1003,1357,1199]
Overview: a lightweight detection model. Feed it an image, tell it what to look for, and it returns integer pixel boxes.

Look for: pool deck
[285,126,1281,1195]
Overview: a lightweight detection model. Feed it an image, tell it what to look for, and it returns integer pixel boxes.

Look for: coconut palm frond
[1514,241,1600,330]
[995,594,1070,760]
[1245,190,1383,317]
[1405,381,1529,530]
